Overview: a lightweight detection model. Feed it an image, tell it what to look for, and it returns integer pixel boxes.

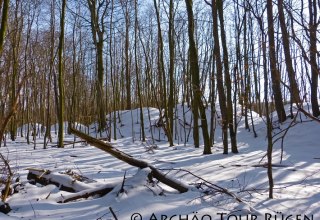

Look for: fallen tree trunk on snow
[69,127,189,193]
[27,168,83,192]
[27,168,115,203]
[27,168,113,192]
[57,185,114,203]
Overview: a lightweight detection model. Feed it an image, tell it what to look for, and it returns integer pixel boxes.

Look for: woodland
[0,0,319,219]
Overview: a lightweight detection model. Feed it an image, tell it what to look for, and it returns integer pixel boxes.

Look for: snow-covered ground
[1,105,319,220]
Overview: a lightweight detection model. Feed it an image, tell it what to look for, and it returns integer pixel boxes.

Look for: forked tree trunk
[211,0,228,153]
[153,0,173,146]
[87,0,107,131]
[185,0,211,154]
[217,0,238,153]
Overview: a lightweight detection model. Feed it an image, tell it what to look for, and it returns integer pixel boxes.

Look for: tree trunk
[185,0,211,154]
[308,0,319,117]
[87,0,107,132]
[134,0,145,142]
[0,0,9,55]
[168,0,175,146]
[153,0,173,146]
[277,0,301,106]
[217,0,238,153]
[57,0,66,148]
[266,0,286,123]
[124,3,131,110]
[211,0,228,153]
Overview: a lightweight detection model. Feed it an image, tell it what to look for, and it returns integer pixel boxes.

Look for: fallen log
[69,127,189,193]
[57,185,114,203]
[27,168,115,203]
[27,168,97,193]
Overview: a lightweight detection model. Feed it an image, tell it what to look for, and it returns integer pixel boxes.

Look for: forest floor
[1,104,319,220]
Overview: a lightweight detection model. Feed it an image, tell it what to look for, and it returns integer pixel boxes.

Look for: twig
[160,168,243,203]
[109,207,118,220]
[272,110,299,163]
[118,171,126,195]
[28,200,36,218]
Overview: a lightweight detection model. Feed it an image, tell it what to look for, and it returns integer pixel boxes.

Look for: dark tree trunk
[87,0,107,132]
[266,0,287,123]
[217,0,238,153]
[0,0,9,55]
[185,0,211,154]
[308,0,320,117]
[277,0,301,106]
[168,0,175,146]
[57,0,66,148]
[211,0,228,153]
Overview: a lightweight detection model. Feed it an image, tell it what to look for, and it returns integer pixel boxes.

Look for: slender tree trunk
[263,32,274,199]
[87,0,107,132]
[277,0,301,107]
[266,0,286,123]
[134,0,145,142]
[210,51,216,145]
[153,0,173,145]
[308,0,319,117]
[124,3,131,110]
[57,0,66,148]
[185,0,211,154]
[217,0,238,153]
[96,37,106,132]
[243,5,249,130]
[168,0,175,146]
[0,0,9,55]
[211,0,228,153]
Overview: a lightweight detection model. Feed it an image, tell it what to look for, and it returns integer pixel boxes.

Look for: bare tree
[57,0,66,148]
[87,0,108,131]
[185,0,211,154]
[266,0,286,123]
[308,0,320,117]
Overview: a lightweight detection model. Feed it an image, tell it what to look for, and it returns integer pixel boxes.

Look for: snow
[1,104,319,219]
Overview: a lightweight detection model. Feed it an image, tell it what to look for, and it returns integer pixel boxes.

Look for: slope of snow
[1,104,319,219]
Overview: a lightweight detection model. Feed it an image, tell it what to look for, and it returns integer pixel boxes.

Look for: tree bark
[217,0,238,153]
[153,0,173,146]
[185,0,211,154]
[308,0,320,117]
[124,2,131,110]
[266,0,286,123]
[0,0,9,55]
[57,0,66,148]
[211,0,228,153]
[134,0,145,142]
[277,0,301,106]
[87,0,107,131]
[168,0,175,146]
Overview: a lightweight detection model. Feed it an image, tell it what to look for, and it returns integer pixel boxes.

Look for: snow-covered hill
[1,104,319,219]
